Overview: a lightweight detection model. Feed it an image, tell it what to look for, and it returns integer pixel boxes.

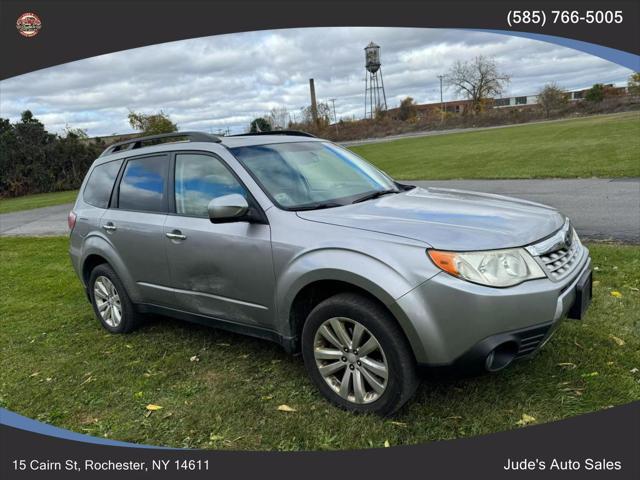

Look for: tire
[88,263,142,334]
[301,292,419,416]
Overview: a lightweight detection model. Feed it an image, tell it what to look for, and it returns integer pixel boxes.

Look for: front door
[163,152,274,327]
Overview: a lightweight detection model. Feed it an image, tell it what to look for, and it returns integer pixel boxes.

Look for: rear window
[83,159,123,208]
[118,155,168,212]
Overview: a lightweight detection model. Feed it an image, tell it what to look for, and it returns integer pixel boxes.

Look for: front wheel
[301,293,419,416]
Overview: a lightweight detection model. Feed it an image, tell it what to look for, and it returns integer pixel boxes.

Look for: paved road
[0,203,72,236]
[411,178,639,243]
[1,178,638,242]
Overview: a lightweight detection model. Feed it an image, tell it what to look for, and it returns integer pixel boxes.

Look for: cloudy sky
[0,27,633,136]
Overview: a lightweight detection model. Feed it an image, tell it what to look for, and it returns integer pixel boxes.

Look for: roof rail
[231,130,317,138]
[100,131,222,157]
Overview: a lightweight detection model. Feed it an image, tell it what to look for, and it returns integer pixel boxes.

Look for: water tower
[364,42,388,119]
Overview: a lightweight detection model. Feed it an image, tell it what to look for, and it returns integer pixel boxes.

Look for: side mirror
[207,194,250,223]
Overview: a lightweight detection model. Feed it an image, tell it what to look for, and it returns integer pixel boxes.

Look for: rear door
[163,151,275,328]
[101,153,174,306]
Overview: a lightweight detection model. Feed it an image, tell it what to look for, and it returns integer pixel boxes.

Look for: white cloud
[0,27,632,136]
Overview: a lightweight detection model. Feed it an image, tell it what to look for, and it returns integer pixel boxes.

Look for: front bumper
[389,247,591,366]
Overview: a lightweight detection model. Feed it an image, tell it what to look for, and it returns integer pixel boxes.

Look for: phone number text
[507,10,623,28]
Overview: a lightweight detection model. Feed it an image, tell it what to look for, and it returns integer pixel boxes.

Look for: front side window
[118,155,168,212]
[230,142,397,209]
[83,159,123,208]
[174,153,245,217]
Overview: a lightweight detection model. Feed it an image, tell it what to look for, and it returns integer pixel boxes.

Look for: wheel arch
[79,235,141,302]
[283,274,422,360]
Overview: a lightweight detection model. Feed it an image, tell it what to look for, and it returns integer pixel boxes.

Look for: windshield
[230,141,398,209]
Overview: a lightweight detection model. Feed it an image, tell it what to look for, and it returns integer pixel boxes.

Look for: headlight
[427,248,546,287]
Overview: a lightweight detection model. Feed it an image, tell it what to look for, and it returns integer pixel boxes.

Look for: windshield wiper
[352,189,399,204]
[294,202,345,211]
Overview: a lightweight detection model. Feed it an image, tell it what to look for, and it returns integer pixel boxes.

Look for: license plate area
[568,269,592,320]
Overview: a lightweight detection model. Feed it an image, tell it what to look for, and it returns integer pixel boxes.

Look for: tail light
[68,211,77,231]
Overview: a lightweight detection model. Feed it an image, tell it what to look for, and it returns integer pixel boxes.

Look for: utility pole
[437,75,445,123]
[329,98,338,134]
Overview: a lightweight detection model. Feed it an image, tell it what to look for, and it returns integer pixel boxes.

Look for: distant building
[492,84,628,108]
[386,84,629,119]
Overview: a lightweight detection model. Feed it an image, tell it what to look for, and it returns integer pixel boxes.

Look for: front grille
[526,220,584,282]
[515,323,552,358]
[538,238,582,281]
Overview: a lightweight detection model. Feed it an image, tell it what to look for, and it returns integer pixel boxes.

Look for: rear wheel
[88,264,142,333]
[302,292,419,415]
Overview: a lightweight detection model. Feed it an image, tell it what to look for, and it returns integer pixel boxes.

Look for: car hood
[297,187,565,250]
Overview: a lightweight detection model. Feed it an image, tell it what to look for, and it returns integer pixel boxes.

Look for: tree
[585,84,605,102]
[627,72,640,96]
[1,111,103,197]
[267,106,290,130]
[128,110,177,135]
[445,56,510,114]
[398,97,417,121]
[537,83,568,118]
[249,117,272,133]
[301,102,331,127]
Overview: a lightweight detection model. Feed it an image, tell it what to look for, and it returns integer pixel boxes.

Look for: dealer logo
[16,12,42,38]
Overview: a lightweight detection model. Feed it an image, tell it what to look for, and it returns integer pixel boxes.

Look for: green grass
[0,190,78,214]
[1,237,639,450]
[350,112,640,180]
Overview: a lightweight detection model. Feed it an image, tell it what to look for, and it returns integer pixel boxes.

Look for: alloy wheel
[93,276,122,328]
[313,317,389,404]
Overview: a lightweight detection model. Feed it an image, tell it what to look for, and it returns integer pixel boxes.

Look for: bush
[0,111,104,198]
[398,97,417,121]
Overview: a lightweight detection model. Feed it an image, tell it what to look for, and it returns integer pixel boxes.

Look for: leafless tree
[267,106,290,130]
[445,56,511,114]
[537,83,568,118]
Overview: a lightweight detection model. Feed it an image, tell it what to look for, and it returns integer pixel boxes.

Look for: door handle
[166,230,187,240]
[102,222,117,232]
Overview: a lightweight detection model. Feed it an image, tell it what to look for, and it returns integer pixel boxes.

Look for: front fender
[276,247,425,356]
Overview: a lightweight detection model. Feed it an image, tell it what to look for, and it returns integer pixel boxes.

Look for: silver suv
[69,131,592,415]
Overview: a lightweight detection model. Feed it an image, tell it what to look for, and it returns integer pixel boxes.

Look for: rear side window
[118,155,168,213]
[83,159,123,208]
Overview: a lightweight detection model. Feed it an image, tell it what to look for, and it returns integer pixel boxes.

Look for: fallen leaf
[610,291,622,298]
[557,362,577,369]
[261,395,274,401]
[630,368,638,374]
[190,355,199,362]
[608,334,625,346]
[134,391,143,399]
[384,440,390,448]
[515,414,536,426]
[629,287,639,292]
[29,372,40,378]
[389,421,407,427]
[581,371,599,377]
[209,434,224,442]
[592,280,601,287]
[277,404,296,412]
[146,404,163,411]
[217,343,231,347]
